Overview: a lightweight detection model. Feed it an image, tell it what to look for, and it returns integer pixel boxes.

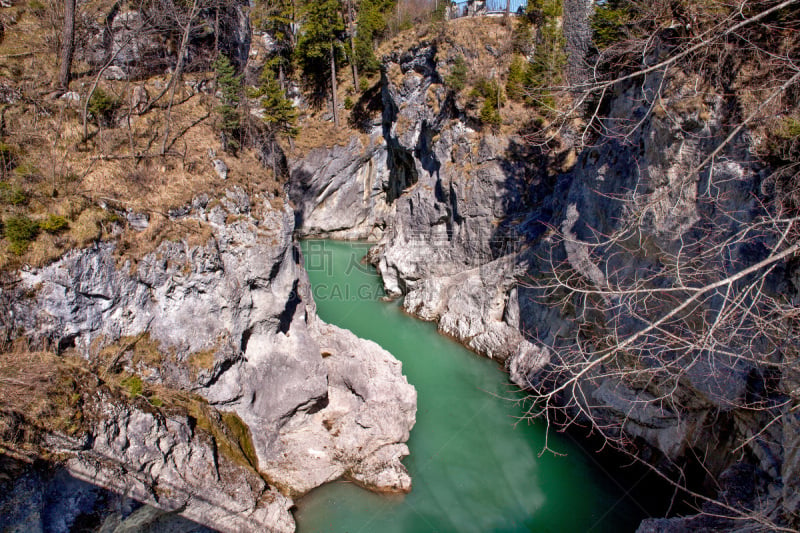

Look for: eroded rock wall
[288,38,799,529]
[7,189,416,530]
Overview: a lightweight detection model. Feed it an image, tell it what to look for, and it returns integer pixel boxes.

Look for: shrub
[88,88,120,127]
[511,18,534,55]
[0,142,17,173]
[344,96,354,110]
[777,116,800,139]
[591,0,632,49]
[4,215,39,255]
[13,161,39,180]
[40,214,69,234]
[121,375,143,397]
[506,55,530,101]
[359,77,371,92]
[27,0,46,15]
[445,56,468,93]
[0,182,28,206]
[480,99,502,130]
[473,78,506,106]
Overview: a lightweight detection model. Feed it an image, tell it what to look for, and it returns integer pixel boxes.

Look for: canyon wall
[2,190,416,531]
[289,35,800,530]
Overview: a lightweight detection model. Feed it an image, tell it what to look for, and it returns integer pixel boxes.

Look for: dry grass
[0,351,95,446]
[291,16,528,159]
[0,0,287,272]
[0,348,263,479]
[0,73,282,272]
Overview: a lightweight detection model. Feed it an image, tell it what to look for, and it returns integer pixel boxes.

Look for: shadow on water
[489,118,685,522]
[0,453,216,533]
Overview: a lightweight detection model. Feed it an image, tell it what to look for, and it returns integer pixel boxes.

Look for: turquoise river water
[295,240,649,532]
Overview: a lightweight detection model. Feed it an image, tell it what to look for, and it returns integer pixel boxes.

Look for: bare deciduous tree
[58,0,76,91]
[515,0,800,528]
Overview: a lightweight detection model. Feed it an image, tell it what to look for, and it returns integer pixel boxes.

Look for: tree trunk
[347,0,358,89]
[330,42,339,128]
[58,0,76,91]
[160,0,200,154]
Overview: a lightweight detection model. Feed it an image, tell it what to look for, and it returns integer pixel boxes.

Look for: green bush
[121,375,143,397]
[27,0,46,15]
[40,214,69,234]
[480,99,502,130]
[777,116,800,139]
[4,215,39,255]
[591,0,631,49]
[445,56,468,93]
[0,143,17,172]
[472,78,506,106]
[344,96,354,110]
[506,55,530,101]
[13,161,39,180]
[527,0,562,18]
[0,182,28,206]
[511,19,534,55]
[88,88,120,127]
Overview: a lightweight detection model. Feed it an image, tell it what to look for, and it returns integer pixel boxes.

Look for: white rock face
[11,189,417,530]
[212,158,229,180]
[68,399,296,533]
[262,323,416,494]
[290,134,393,241]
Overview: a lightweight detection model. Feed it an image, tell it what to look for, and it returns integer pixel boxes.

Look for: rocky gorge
[0,0,798,531]
[289,23,800,532]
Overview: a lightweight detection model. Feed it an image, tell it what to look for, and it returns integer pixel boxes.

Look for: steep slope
[2,188,416,530]
[0,2,418,530]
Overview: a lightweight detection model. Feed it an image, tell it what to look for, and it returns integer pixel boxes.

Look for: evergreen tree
[294,0,346,101]
[528,0,567,89]
[213,54,243,153]
[256,69,299,139]
[252,0,296,86]
[353,0,394,74]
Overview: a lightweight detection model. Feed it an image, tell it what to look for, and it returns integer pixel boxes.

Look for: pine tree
[252,0,296,87]
[257,69,299,139]
[294,0,346,116]
[213,54,243,153]
[353,0,394,75]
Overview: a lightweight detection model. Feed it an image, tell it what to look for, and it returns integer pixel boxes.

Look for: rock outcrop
[78,0,251,80]
[291,44,542,367]
[7,189,416,530]
[67,399,296,533]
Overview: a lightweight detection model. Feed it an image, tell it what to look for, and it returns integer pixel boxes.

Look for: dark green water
[296,240,647,533]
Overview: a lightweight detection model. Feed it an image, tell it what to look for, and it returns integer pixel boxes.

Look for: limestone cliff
[2,189,416,531]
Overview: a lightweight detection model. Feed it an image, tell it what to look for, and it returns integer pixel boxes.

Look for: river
[295,240,650,532]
